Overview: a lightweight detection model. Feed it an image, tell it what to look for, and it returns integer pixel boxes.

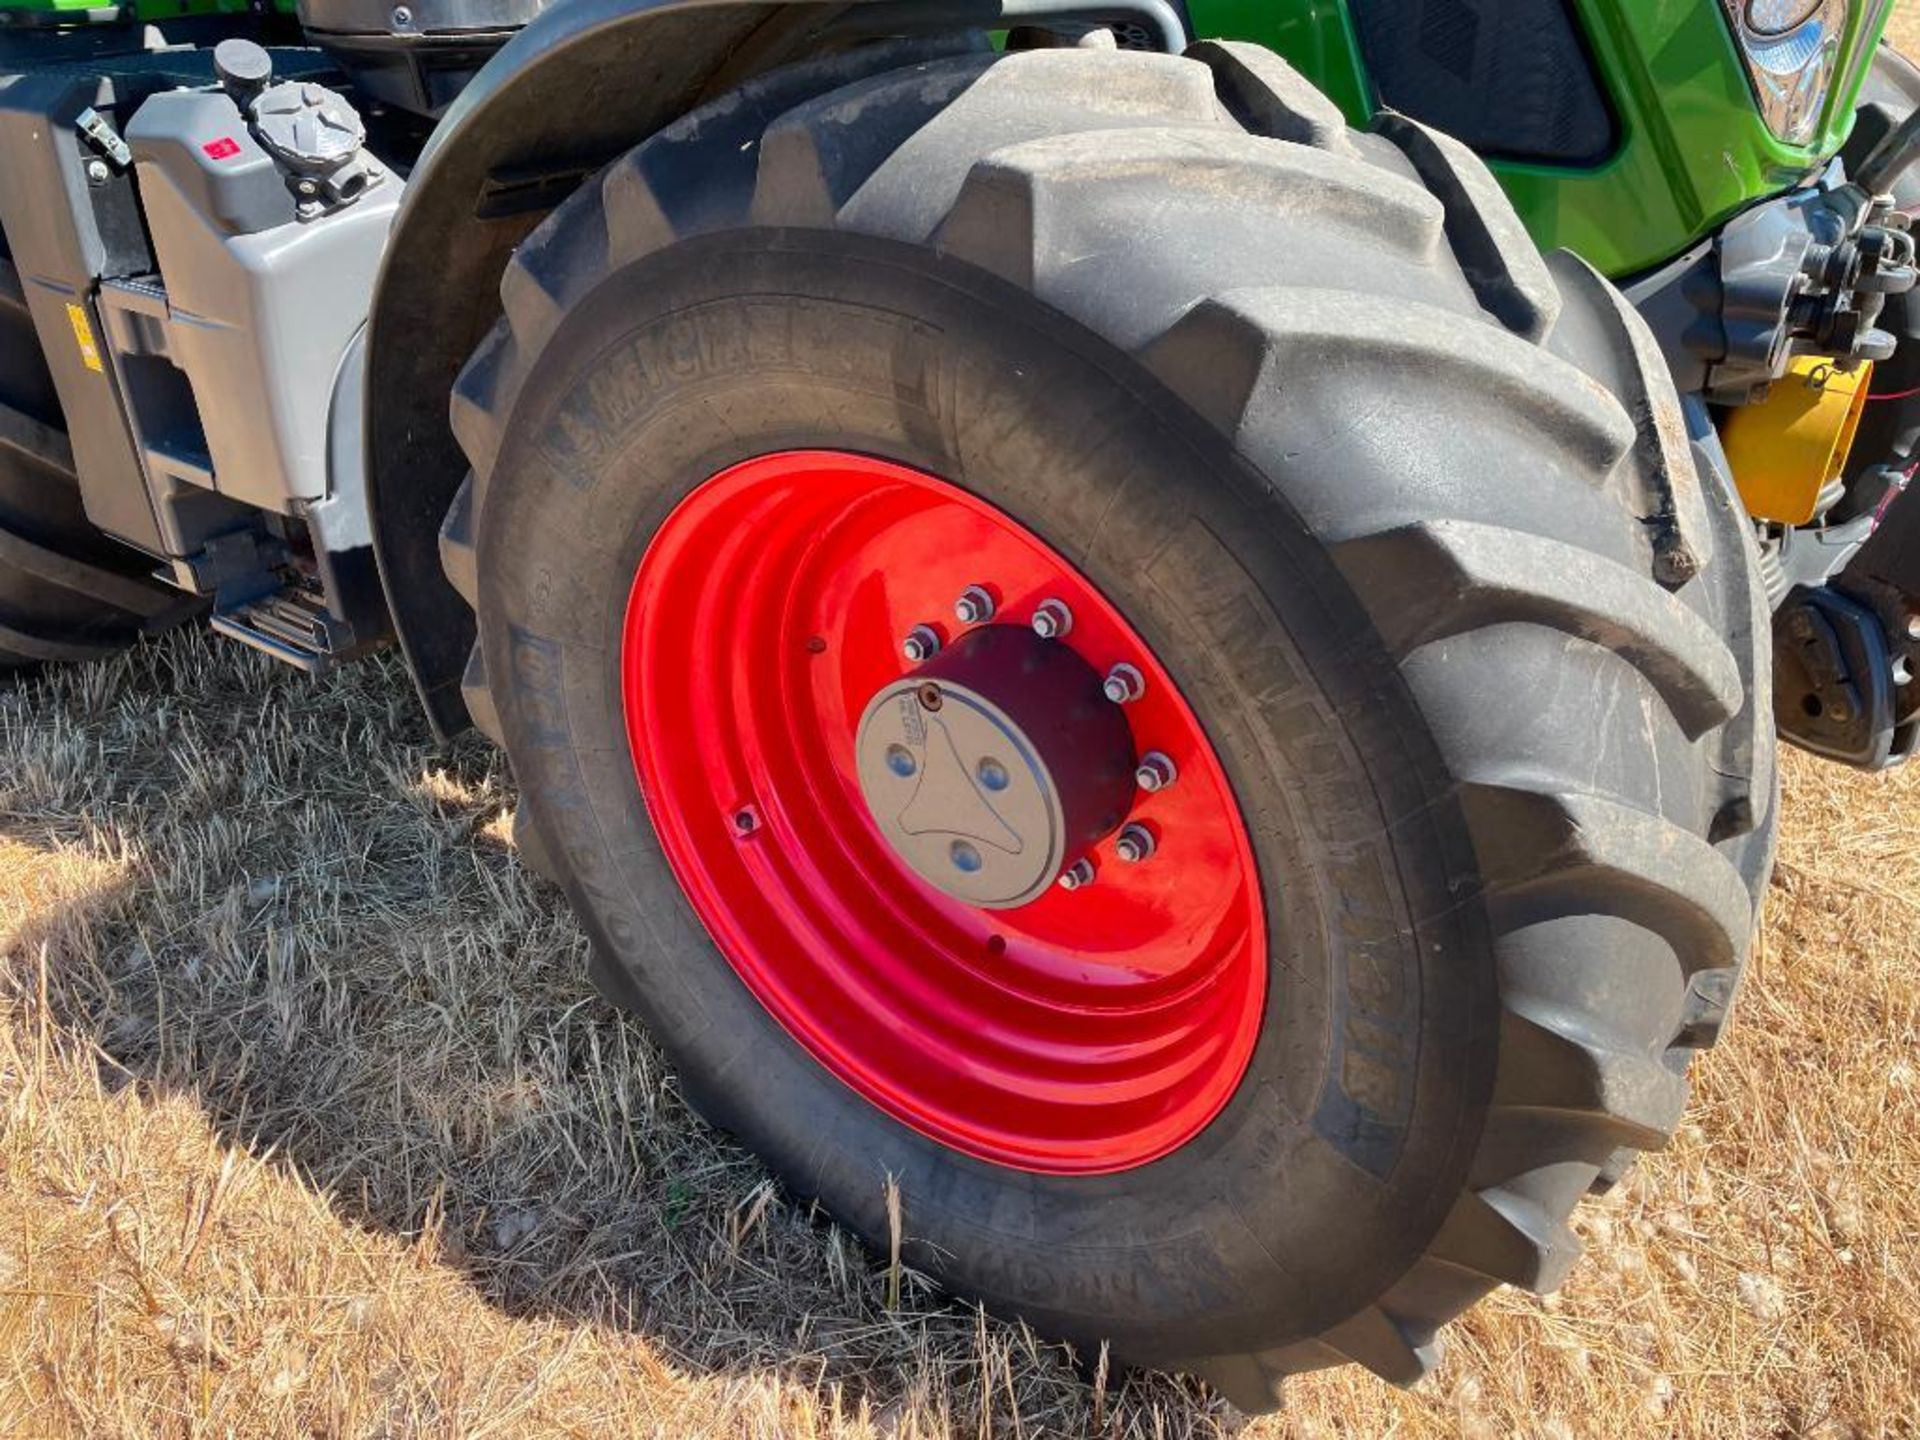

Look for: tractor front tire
[441,39,1774,1409]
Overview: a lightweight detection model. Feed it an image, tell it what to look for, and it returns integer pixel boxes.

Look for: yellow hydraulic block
[1722,356,1873,526]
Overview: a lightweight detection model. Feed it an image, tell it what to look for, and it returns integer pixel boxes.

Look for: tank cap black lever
[213,39,274,109]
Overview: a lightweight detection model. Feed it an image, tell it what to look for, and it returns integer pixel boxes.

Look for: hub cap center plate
[857,679,1066,908]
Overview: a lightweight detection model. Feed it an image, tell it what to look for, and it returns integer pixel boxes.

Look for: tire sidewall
[478,229,1496,1360]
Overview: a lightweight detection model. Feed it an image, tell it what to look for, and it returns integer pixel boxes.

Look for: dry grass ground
[6,22,1920,1437]
[3,638,1917,1440]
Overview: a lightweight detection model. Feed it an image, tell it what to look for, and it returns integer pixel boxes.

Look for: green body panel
[1187,0,1897,278]
[2,0,292,19]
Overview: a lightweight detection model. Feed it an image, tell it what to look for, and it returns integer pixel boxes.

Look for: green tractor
[1,0,1913,1411]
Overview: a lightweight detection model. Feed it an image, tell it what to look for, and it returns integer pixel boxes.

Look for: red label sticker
[202,137,242,161]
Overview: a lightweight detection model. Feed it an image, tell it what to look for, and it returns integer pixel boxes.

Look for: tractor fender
[363,0,1187,733]
[365,0,828,735]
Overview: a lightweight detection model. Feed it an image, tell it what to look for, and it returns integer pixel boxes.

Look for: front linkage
[1632,96,1920,769]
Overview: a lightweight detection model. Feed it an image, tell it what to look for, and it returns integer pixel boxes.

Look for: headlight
[1744,0,1824,37]
[1719,0,1846,145]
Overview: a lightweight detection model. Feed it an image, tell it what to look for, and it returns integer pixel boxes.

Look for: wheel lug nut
[954,585,996,625]
[1102,663,1145,705]
[1031,599,1074,640]
[1114,823,1156,864]
[1057,858,1096,890]
[1134,751,1177,792]
[902,624,942,663]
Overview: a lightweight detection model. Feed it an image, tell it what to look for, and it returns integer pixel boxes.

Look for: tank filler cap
[252,82,367,171]
[212,39,274,108]
[247,80,381,214]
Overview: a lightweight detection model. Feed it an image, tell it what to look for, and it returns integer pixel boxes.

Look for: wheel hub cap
[855,626,1136,908]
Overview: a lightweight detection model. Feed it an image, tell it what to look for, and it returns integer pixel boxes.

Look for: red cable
[1868,384,1920,402]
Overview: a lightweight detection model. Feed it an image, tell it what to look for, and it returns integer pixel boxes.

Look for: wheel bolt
[1031,599,1074,640]
[1134,750,1177,793]
[1907,611,1920,642]
[902,624,941,663]
[1114,823,1156,864]
[954,585,996,625]
[1103,662,1145,705]
[1057,858,1096,890]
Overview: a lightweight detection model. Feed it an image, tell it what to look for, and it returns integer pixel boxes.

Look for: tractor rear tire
[0,233,196,672]
[441,39,1774,1410]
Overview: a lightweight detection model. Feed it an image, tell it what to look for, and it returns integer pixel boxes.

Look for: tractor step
[210,587,349,674]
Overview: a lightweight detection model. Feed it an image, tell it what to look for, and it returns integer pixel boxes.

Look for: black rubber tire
[1840,44,1920,507]
[0,230,196,672]
[440,39,1775,1410]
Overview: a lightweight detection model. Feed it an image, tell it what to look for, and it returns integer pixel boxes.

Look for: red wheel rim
[622,451,1266,1174]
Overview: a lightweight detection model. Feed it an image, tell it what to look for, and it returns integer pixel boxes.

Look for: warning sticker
[65,303,103,374]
